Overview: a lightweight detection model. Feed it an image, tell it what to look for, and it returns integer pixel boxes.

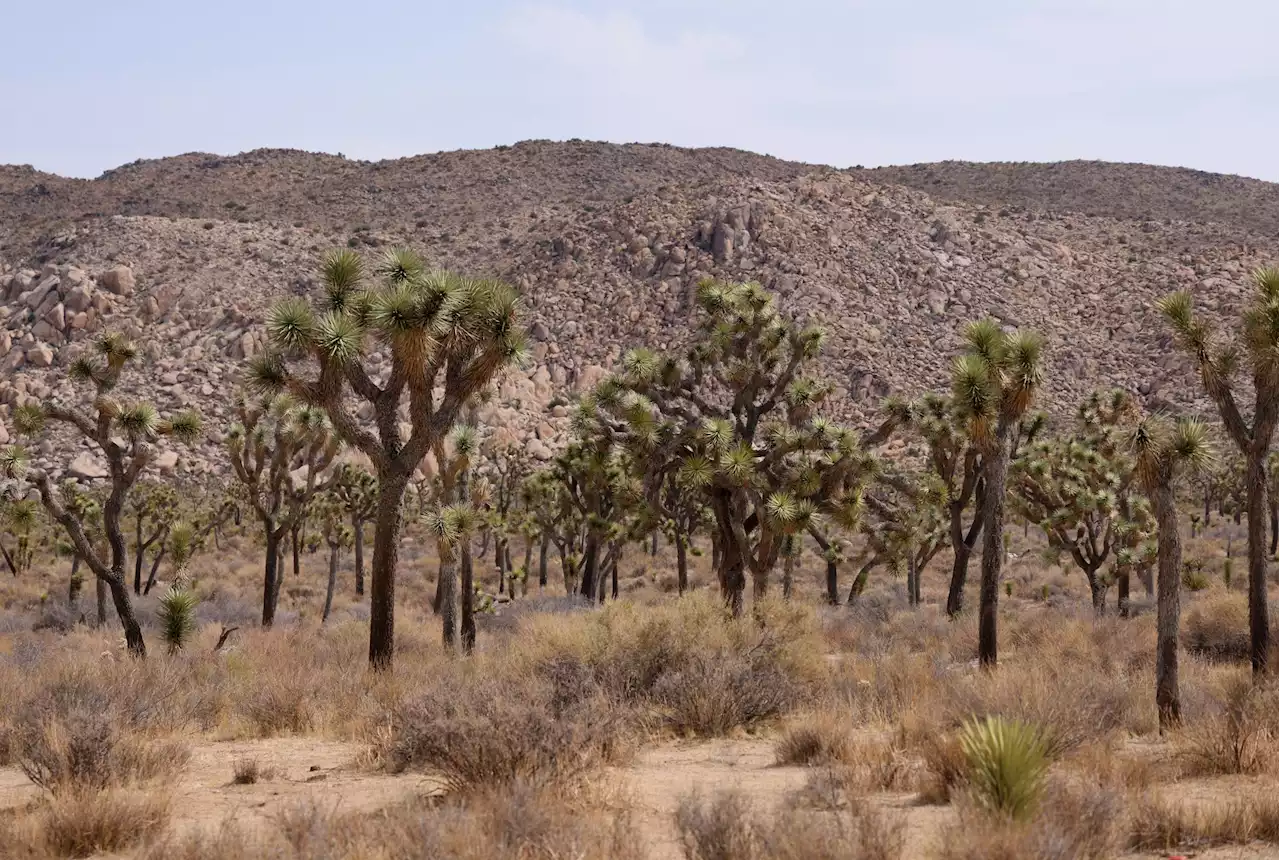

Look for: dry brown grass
[1175,670,1279,776]
[774,712,855,766]
[140,781,643,860]
[1128,785,1280,851]
[2,788,170,858]
[1183,590,1253,662]
[937,778,1127,860]
[230,757,274,785]
[675,789,904,860]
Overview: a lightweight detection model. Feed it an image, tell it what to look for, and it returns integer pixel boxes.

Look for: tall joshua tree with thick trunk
[950,319,1045,668]
[1131,415,1214,729]
[250,248,524,669]
[7,333,202,657]
[1159,265,1278,676]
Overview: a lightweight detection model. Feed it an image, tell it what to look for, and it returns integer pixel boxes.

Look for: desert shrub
[938,778,1126,860]
[383,671,621,792]
[912,727,968,804]
[675,790,903,860]
[231,757,273,785]
[235,676,315,736]
[8,788,170,858]
[158,587,199,653]
[10,665,190,793]
[774,713,854,766]
[518,594,821,737]
[1176,671,1279,775]
[958,716,1049,820]
[1182,592,1251,661]
[1128,786,1279,850]
[142,781,643,860]
[653,649,806,736]
[1181,560,1210,592]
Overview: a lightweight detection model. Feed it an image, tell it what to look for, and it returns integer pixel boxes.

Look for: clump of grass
[1182,592,1251,662]
[231,757,275,785]
[675,789,904,860]
[774,714,854,766]
[1128,787,1279,851]
[958,716,1049,820]
[384,672,623,793]
[142,780,644,860]
[1181,560,1210,592]
[1176,671,1278,776]
[9,788,171,858]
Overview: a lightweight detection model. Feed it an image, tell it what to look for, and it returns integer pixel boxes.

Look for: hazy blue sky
[3,0,1276,180]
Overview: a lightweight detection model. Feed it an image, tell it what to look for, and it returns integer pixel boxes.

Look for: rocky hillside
[869,160,1277,239]
[0,141,1275,483]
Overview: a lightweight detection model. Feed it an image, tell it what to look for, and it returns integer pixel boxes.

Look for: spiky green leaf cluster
[959,716,1050,820]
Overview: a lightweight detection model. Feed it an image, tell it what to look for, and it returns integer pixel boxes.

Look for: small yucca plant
[958,715,1049,820]
[158,586,199,653]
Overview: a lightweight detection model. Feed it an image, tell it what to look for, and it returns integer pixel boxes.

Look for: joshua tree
[1009,390,1156,615]
[0,494,38,576]
[884,394,987,616]
[330,463,377,597]
[1160,265,1278,676]
[425,427,488,653]
[580,280,875,616]
[652,466,712,596]
[521,465,587,594]
[479,443,529,594]
[249,248,524,669]
[312,490,353,623]
[226,394,340,626]
[157,586,199,654]
[1131,414,1213,729]
[9,332,202,657]
[128,481,178,594]
[950,319,1045,667]
[857,468,949,606]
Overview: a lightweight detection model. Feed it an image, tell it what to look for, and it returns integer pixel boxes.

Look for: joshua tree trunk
[95,577,107,626]
[143,542,167,595]
[1244,454,1270,675]
[68,555,83,609]
[107,576,144,655]
[675,536,690,596]
[1152,482,1182,729]
[781,544,794,601]
[322,543,338,623]
[907,550,920,608]
[291,523,302,579]
[368,472,409,669]
[1086,567,1107,615]
[538,534,549,589]
[1117,570,1131,619]
[978,440,1010,668]
[719,532,746,618]
[134,518,145,594]
[946,511,983,617]
[262,529,282,627]
[495,536,507,594]
[460,538,475,654]
[611,557,619,601]
[848,559,875,603]
[578,533,601,601]
[650,532,659,556]
[439,546,457,650]
[353,518,365,597]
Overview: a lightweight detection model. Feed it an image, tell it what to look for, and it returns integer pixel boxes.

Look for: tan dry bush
[774,712,854,766]
[675,789,904,860]
[1182,591,1252,662]
[142,780,643,860]
[230,757,275,785]
[513,592,823,737]
[4,788,170,859]
[937,778,1126,860]
[383,668,624,793]
[1128,785,1280,850]
[1176,670,1279,776]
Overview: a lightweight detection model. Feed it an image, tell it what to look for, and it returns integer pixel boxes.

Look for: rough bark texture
[261,529,281,627]
[322,544,338,622]
[674,537,690,597]
[353,522,365,597]
[538,535,549,589]
[1245,454,1270,675]
[368,473,408,669]
[439,549,457,650]
[1153,482,1182,730]
[978,440,1010,668]
[460,539,476,654]
[1117,570,1131,619]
